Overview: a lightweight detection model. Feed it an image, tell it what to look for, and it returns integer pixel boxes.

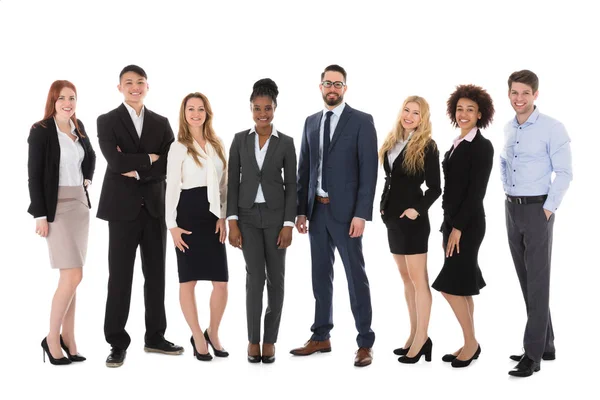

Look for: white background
[0,0,597,398]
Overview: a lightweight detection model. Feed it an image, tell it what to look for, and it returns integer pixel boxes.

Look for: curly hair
[446,84,494,129]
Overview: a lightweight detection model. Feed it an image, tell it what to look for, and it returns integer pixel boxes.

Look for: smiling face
[400,101,421,132]
[509,81,538,119]
[320,70,347,108]
[54,87,76,121]
[185,97,206,129]
[455,98,481,132]
[118,71,148,106]
[251,95,275,131]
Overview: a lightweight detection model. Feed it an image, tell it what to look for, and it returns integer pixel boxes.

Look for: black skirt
[432,215,486,296]
[384,213,430,255]
[175,186,228,283]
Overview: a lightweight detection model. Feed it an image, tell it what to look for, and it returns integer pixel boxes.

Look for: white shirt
[317,102,345,197]
[387,131,414,166]
[165,139,227,229]
[227,125,294,227]
[123,102,145,136]
[55,118,84,186]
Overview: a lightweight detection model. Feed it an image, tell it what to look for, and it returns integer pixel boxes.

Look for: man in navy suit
[290,65,378,367]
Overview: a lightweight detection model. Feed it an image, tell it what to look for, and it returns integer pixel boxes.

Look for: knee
[62,268,83,290]
[213,281,228,294]
[399,270,411,284]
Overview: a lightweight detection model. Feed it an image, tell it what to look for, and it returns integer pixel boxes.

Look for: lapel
[46,118,61,167]
[139,107,154,151]
[329,104,352,153]
[262,131,280,171]
[117,104,140,148]
[310,113,321,164]
[383,151,391,174]
[391,146,407,173]
[246,131,261,173]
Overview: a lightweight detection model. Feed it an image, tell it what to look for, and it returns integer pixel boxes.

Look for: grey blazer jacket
[227,129,297,223]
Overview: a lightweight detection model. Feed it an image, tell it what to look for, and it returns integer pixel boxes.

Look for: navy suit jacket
[297,104,378,223]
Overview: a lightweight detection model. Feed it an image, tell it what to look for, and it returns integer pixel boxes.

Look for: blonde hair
[379,96,434,175]
[178,92,226,169]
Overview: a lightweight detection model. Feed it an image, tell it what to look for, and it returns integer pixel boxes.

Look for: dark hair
[119,64,147,80]
[446,84,495,129]
[321,64,347,82]
[508,69,539,93]
[250,78,279,106]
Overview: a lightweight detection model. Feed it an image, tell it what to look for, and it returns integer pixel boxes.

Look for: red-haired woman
[165,92,229,361]
[28,80,96,365]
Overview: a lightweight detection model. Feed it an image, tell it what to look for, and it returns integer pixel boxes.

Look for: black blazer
[27,118,96,222]
[96,104,174,221]
[441,130,494,231]
[227,129,297,223]
[380,140,441,222]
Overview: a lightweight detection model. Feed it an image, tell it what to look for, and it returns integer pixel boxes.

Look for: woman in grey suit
[227,78,297,363]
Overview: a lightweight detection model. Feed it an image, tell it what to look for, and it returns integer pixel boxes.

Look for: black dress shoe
[190,336,212,361]
[393,347,409,356]
[60,335,86,362]
[204,330,229,357]
[106,348,126,368]
[442,353,457,362]
[41,338,71,365]
[508,355,540,377]
[509,351,555,362]
[144,339,184,355]
[398,338,432,364]
[451,345,481,368]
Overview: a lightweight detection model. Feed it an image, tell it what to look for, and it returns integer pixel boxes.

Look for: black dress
[432,130,493,295]
[380,140,441,255]
[175,186,228,283]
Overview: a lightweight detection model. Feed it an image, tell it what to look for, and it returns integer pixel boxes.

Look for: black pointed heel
[204,330,229,357]
[393,347,409,356]
[60,335,86,362]
[41,337,71,365]
[190,336,212,361]
[451,345,481,368]
[398,338,432,364]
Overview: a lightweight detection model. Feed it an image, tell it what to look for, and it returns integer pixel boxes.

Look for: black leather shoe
[451,345,481,368]
[442,353,457,362]
[508,355,540,377]
[41,337,71,365]
[106,348,126,368]
[190,336,212,361]
[204,330,229,357]
[60,335,86,362]
[144,339,184,355]
[509,351,555,362]
[393,347,409,356]
[398,338,432,364]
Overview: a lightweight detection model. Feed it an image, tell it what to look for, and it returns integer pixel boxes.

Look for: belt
[315,195,330,205]
[506,194,547,205]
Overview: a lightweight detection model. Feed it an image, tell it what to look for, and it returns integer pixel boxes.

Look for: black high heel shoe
[398,338,432,364]
[190,336,213,361]
[41,337,71,365]
[204,330,229,357]
[451,345,481,368]
[60,335,86,362]
[393,347,409,356]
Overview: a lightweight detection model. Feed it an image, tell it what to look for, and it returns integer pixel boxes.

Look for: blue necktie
[322,111,333,193]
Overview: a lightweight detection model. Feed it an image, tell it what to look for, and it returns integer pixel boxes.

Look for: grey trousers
[505,200,556,363]
[238,203,286,344]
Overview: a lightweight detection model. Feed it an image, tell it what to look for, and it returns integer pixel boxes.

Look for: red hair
[38,80,84,137]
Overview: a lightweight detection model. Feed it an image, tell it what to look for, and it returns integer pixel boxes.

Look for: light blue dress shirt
[500,107,573,212]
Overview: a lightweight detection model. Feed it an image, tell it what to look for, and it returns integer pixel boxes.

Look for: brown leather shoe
[262,343,275,363]
[289,339,332,356]
[248,343,261,363]
[354,347,373,367]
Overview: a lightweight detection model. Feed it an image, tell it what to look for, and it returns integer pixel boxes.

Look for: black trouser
[104,207,167,350]
[505,200,555,363]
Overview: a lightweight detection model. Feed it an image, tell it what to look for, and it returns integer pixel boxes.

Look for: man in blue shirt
[500,70,573,378]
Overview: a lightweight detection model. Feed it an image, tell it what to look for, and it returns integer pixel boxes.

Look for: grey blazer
[227,129,297,223]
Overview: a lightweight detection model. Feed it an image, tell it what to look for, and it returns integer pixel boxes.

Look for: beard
[323,92,344,107]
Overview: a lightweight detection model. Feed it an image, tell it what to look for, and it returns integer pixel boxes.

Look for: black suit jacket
[227,129,297,224]
[441,130,494,231]
[96,104,174,221]
[380,140,441,222]
[27,118,96,222]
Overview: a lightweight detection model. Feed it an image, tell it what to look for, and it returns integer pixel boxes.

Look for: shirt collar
[512,105,540,127]
[249,124,279,137]
[453,127,478,145]
[123,102,145,119]
[323,102,346,118]
[53,117,77,135]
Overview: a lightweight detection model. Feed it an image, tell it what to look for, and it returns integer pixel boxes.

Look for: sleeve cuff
[283,221,295,227]
[227,215,238,221]
[35,216,47,220]
[135,171,140,180]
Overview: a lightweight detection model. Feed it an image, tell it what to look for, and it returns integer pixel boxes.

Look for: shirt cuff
[35,216,47,220]
[148,154,153,165]
[227,215,238,221]
[135,171,140,180]
[354,217,366,221]
[283,221,295,227]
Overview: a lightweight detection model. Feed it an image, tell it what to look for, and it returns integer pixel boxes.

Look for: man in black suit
[97,65,182,367]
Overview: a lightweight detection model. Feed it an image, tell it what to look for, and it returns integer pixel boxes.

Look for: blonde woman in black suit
[227,78,297,363]
[28,80,96,365]
[379,96,441,363]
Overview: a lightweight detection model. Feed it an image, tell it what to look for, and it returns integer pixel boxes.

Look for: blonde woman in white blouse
[165,92,228,361]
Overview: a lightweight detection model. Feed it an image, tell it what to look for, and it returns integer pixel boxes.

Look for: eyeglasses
[321,80,346,89]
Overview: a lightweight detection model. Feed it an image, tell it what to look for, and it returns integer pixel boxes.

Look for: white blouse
[165,139,227,229]
[55,118,85,186]
[387,130,414,167]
